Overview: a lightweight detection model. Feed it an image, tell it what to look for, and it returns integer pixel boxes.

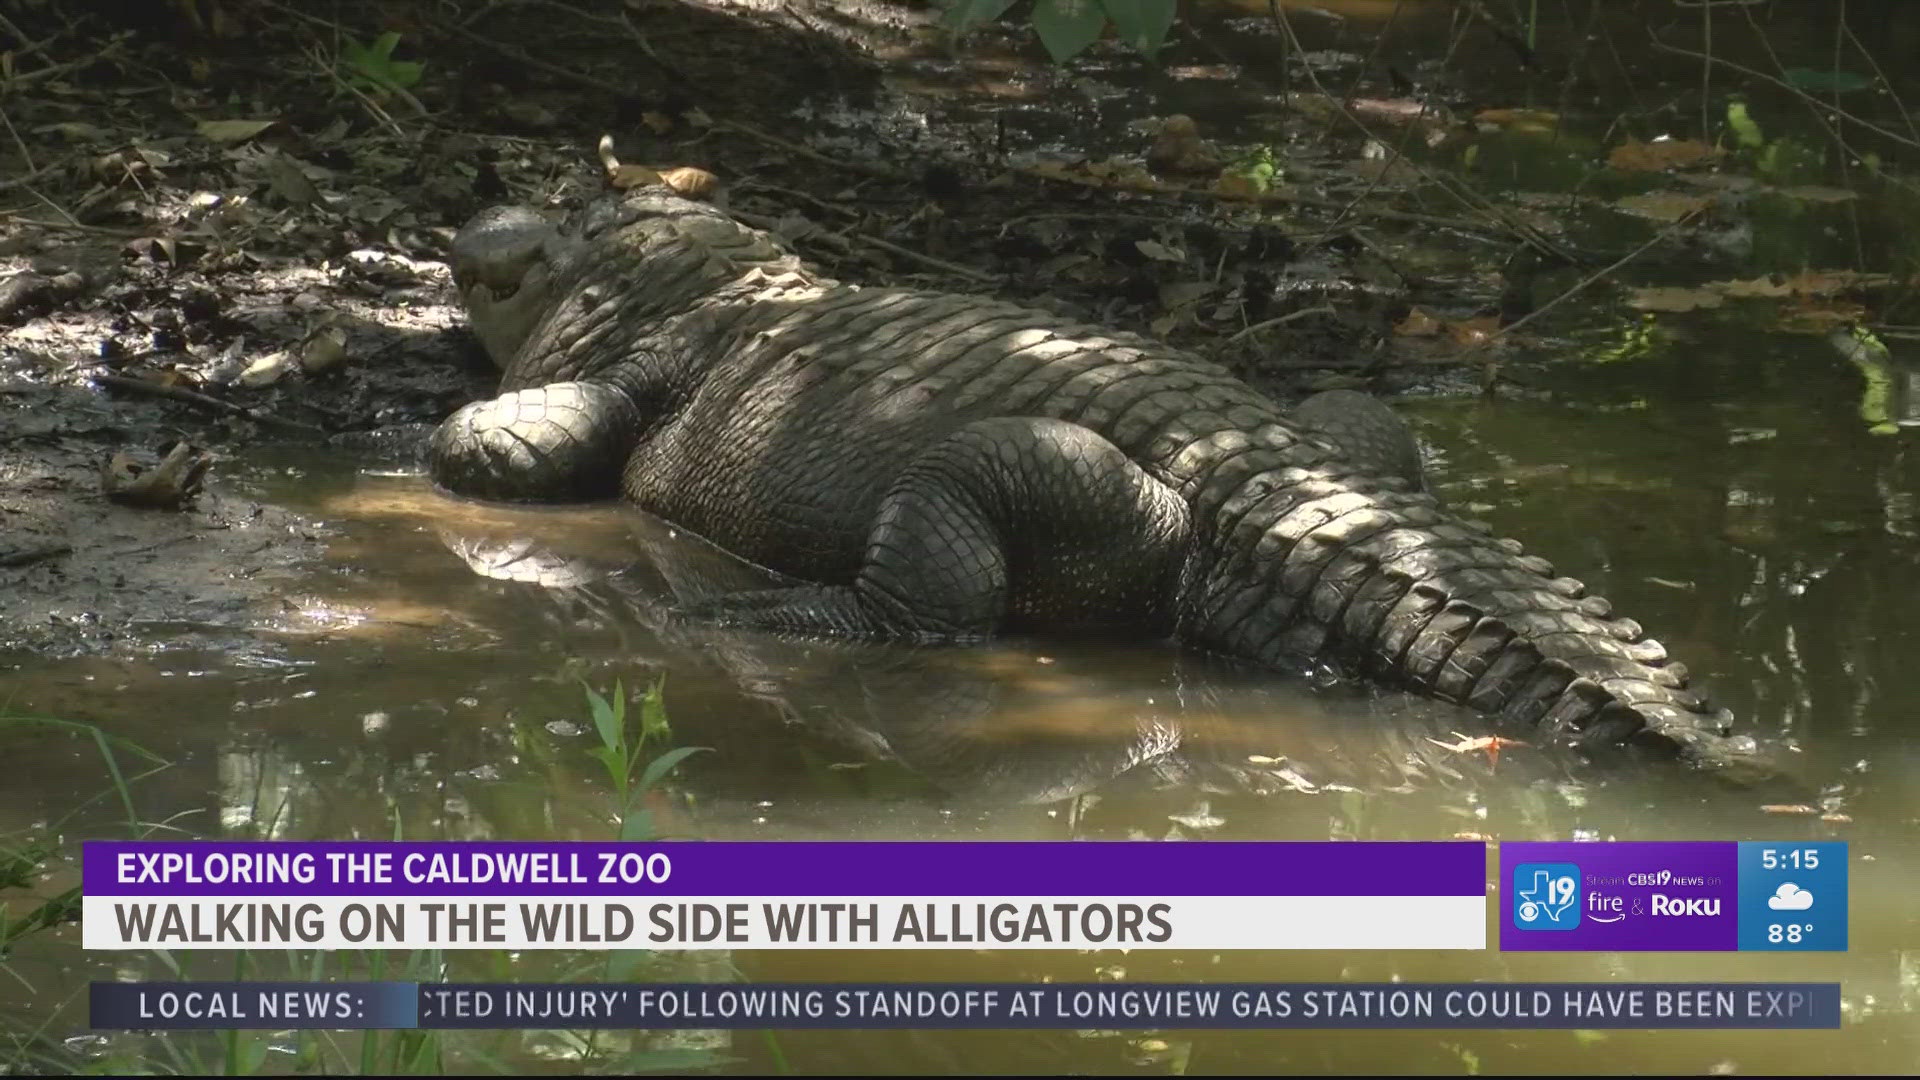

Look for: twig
[0,161,63,195]
[1,34,125,89]
[1464,208,1708,389]
[1840,18,1920,148]
[440,20,634,100]
[1013,163,1526,243]
[0,102,33,173]
[714,119,906,182]
[0,214,146,236]
[0,542,70,568]
[1646,36,1920,152]
[735,179,860,220]
[1264,4,1576,264]
[301,45,404,136]
[851,232,994,283]
[1225,305,1339,344]
[91,374,326,435]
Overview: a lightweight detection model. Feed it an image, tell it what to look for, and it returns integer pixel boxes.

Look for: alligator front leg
[679,417,1193,640]
[430,381,642,502]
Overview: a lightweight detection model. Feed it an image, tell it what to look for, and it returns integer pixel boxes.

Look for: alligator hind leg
[679,417,1193,640]
[1289,388,1427,491]
[430,381,642,501]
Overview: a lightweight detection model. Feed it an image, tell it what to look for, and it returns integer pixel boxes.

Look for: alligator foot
[430,380,641,502]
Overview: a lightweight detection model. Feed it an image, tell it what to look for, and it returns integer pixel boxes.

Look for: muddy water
[5,319,1918,1073]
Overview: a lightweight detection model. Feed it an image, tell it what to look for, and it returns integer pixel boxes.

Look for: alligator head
[450,204,568,368]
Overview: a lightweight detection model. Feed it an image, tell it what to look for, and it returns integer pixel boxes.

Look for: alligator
[430,185,1750,767]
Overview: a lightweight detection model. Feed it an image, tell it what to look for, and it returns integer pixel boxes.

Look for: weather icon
[1767,883,1815,911]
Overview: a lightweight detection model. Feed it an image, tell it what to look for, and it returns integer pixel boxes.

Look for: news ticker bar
[89,982,1841,1030]
[79,840,1847,952]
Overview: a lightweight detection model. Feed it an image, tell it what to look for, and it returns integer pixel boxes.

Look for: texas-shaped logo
[1512,862,1581,930]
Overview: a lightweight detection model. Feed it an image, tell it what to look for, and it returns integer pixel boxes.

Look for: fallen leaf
[1158,280,1215,310]
[301,326,348,375]
[1134,238,1185,263]
[1720,270,1894,299]
[101,443,213,509]
[1475,107,1559,130]
[658,166,718,199]
[1146,115,1223,176]
[1613,191,1710,222]
[1608,137,1724,172]
[1759,804,1820,815]
[264,152,321,206]
[237,350,293,387]
[197,118,277,144]
[1777,300,1866,331]
[607,163,662,190]
[1773,185,1858,203]
[1213,172,1265,198]
[640,111,675,135]
[1394,307,1444,336]
[1627,286,1726,313]
[1446,315,1500,347]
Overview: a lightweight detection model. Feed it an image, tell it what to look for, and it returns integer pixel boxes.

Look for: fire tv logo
[1511,863,1581,931]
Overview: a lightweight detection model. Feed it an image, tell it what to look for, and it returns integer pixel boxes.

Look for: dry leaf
[301,326,349,375]
[1134,238,1184,263]
[1608,137,1724,172]
[1446,315,1500,347]
[1628,286,1725,313]
[197,118,277,144]
[658,166,718,199]
[264,152,321,206]
[1146,115,1223,176]
[1213,172,1265,198]
[608,163,662,190]
[640,111,675,135]
[1614,191,1710,222]
[1759,804,1820,815]
[1774,185,1857,203]
[237,350,293,387]
[1475,107,1559,130]
[1158,281,1215,310]
[101,443,213,509]
[1394,307,1444,336]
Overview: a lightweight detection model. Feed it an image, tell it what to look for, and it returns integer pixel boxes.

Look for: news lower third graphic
[1502,842,1847,951]
[87,982,1842,1031]
[79,840,1488,951]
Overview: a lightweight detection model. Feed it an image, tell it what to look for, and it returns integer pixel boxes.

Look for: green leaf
[636,746,711,794]
[369,31,402,63]
[388,61,424,89]
[1726,100,1765,150]
[619,809,655,842]
[943,0,1019,32]
[1031,0,1108,63]
[587,746,624,791]
[584,683,620,754]
[1100,0,1176,57]
[638,677,670,747]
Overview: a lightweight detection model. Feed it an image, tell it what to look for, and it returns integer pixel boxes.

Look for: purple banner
[84,841,1485,898]
[1500,842,1739,951]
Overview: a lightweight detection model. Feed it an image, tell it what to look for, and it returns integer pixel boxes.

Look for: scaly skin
[431,187,1746,765]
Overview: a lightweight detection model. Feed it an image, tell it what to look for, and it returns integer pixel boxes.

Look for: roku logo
[1650,895,1721,917]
